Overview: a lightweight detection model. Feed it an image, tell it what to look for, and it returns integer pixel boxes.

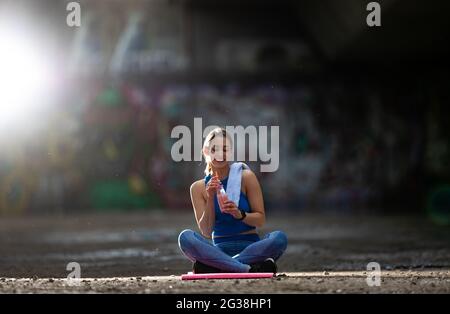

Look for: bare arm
[190,178,219,238]
[241,170,266,228]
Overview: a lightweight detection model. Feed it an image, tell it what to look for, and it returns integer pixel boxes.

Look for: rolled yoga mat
[181,272,274,280]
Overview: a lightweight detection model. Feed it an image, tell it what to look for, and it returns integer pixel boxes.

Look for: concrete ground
[0,210,449,293]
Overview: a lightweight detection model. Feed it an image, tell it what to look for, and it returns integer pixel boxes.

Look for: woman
[178,128,287,273]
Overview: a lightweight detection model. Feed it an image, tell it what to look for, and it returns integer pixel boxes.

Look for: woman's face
[204,135,232,169]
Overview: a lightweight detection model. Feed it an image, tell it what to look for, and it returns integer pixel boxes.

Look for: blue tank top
[205,174,255,239]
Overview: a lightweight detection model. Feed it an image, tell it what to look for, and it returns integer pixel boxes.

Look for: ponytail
[204,162,212,176]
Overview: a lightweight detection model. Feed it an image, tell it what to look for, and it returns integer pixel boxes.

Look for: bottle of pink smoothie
[217,181,228,212]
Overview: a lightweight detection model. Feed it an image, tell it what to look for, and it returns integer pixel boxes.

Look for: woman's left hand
[221,200,243,219]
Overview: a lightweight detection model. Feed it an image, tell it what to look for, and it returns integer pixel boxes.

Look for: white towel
[226,162,250,206]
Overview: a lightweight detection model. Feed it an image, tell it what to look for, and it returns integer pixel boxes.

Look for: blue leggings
[178,229,288,272]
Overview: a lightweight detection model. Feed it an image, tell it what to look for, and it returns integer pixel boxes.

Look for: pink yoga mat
[181,272,274,280]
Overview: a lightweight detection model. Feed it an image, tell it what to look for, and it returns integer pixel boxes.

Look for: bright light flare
[0,23,56,133]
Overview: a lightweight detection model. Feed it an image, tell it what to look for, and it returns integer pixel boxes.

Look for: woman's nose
[213,151,225,161]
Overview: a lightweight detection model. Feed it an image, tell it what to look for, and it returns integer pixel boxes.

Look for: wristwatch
[238,209,246,220]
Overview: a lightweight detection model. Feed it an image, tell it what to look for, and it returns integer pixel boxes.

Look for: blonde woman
[178,128,287,273]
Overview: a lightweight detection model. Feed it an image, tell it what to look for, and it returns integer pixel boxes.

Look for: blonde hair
[202,128,233,175]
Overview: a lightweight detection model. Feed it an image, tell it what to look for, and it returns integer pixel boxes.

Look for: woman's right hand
[206,175,221,200]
